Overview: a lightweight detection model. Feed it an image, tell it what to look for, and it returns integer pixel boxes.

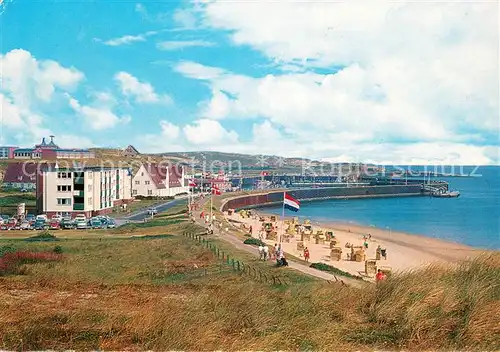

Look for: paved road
[118,198,185,223]
[191,198,366,288]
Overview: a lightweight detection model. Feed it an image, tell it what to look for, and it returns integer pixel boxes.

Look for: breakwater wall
[221,184,423,211]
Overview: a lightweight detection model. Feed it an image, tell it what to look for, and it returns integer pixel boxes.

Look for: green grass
[0,194,36,207]
[0,225,498,351]
[310,262,364,280]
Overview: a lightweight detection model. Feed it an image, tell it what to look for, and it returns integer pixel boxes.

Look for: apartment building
[36,166,132,218]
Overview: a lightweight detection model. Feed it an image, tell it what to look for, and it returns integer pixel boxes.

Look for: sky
[0,0,498,165]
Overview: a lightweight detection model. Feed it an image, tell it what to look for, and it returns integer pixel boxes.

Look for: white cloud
[160,120,180,139]
[1,49,84,106]
[67,94,130,130]
[102,34,146,46]
[135,2,170,24]
[97,30,159,46]
[174,61,225,80]
[0,49,86,144]
[157,40,215,51]
[183,119,238,145]
[173,1,499,164]
[114,71,172,104]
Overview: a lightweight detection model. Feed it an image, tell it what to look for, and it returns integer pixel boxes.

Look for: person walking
[263,245,269,260]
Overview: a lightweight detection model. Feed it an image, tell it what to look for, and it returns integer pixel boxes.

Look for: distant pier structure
[228,174,449,195]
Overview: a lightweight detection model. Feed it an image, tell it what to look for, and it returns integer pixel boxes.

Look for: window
[147,190,153,195]
[88,197,93,205]
[135,180,140,185]
[145,181,150,185]
[57,185,72,192]
[132,190,137,195]
[141,172,144,176]
[88,185,92,192]
[57,198,72,205]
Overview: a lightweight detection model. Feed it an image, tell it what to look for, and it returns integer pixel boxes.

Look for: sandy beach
[224,209,487,280]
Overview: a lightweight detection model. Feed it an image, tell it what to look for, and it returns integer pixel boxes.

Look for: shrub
[24,232,59,242]
[243,238,266,247]
[0,251,63,275]
[310,262,363,280]
[53,245,63,254]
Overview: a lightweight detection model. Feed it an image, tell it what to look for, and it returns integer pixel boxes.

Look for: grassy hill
[0,210,498,350]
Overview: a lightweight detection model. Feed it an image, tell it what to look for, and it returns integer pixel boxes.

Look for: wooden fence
[182,232,288,286]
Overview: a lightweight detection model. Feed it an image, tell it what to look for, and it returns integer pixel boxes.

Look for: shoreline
[225,209,489,280]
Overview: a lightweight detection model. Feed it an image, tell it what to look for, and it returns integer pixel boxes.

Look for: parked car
[20,188,29,193]
[26,214,36,223]
[19,220,32,230]
[89,217,103,229]
[34,219,49,230]
[60,218,75,230]
[0,214,10,223]
[7,218,17,230]
[49,220,61,230]
[51,214,63,222]
[36,214,48,222]
[105,219,117,228]
[75,219,87,230]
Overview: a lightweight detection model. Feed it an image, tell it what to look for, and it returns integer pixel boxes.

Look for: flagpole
[280,191,285,245]
[210,183,213,226]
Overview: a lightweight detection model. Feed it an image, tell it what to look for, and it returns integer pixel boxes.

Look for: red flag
[188,179,196,187]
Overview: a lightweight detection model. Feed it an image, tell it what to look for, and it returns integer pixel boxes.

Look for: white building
[36,166,132,218]
[132,163,188,197]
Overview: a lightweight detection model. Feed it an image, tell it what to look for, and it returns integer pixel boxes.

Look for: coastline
[226,209,488,279]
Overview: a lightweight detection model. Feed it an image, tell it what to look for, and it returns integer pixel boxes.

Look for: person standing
[258,244,264,260]
[304,247,310,262]
[263,245,269,260]
[376,269,386,282]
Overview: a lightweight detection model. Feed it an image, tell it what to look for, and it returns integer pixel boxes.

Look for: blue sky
[0,0,498,164]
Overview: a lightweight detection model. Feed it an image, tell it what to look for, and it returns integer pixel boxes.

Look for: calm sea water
[263,166,500,249]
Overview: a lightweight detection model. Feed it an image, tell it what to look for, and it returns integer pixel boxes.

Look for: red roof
[144,163,183,189]
[3,162,53,184]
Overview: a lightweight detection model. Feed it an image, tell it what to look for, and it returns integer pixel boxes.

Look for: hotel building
[132,163,189,197]
[36,166,132,218]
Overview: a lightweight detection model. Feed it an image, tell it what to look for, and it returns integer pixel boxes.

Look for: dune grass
[0,222,498,350]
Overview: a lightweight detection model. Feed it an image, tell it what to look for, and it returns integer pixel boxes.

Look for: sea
[262,166,500,250]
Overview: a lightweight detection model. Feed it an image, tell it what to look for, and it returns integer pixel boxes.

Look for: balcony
[73,190,84,197]
[74,178,84,185]
[73,203,84,211]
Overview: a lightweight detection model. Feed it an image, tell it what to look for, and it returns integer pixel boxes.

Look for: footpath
[190,198,365,288]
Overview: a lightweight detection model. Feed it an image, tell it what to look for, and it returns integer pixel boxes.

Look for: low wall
[221,185,423,211]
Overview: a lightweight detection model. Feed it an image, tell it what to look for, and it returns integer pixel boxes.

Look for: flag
[284,192,300,212]
[188,179,196,187]
[211,183,221,195]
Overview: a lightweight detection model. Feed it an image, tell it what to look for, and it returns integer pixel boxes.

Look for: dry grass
[0,224,498,350]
